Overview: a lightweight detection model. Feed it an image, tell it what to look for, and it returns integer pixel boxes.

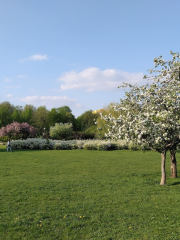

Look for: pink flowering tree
[0,122,36,139]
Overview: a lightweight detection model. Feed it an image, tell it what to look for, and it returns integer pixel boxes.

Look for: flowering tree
[0,122,36,139]
[100,51,180,185]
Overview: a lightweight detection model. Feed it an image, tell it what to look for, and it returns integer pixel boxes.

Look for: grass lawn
[0,145,180,240]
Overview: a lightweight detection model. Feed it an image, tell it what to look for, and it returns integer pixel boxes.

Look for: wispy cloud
[6,94,13,98]
[4,86,21,89]
[20,54,48,62]
[75,103,84,108]
[4,77,11,82]
[57,68,144,92]
[17,75,26,78]
[20,95,78,109]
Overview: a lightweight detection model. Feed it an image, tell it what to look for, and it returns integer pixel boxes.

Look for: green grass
[0,146,180,240]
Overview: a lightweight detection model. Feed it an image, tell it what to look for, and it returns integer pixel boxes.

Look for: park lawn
[0,146,180,240]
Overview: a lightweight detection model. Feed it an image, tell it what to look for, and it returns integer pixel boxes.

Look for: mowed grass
[0,146,180,240]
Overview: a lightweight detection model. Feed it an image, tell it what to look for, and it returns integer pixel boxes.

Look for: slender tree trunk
[170,149,177,178]
[160,152,166,185]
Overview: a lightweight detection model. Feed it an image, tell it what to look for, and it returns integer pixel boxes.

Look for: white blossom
[100,51,180,154]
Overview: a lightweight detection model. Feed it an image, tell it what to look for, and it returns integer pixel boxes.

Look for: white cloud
[75,103,84,108]
[20,54,48,62]
[6,94,13,98]
[17,75,26,78]
[20,95,78,109]
[57,67,144,92]
[4,77,11,82]
[4,86,21,88]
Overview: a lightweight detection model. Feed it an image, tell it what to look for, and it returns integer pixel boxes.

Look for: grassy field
[0,146,180,240]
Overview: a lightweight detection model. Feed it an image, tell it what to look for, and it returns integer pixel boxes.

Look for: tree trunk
[160,152,166,185]
[170,149,177,178]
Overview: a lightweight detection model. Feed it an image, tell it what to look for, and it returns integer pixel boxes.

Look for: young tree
[101,51,180,185]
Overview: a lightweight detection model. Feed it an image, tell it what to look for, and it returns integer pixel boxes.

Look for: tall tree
[12,106,23,123]
[48,106,76,130]
[22,104,36,124]
[32,106,49,135]
[76,110,99,132]
[48,108,62,127]
[0,101,15,128]
[56,106,76,125]
[100,51,180,185]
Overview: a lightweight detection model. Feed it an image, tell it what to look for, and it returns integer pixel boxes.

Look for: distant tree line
[0,101,100,139]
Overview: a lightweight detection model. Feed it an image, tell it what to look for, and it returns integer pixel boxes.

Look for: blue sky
[1,0,180,117]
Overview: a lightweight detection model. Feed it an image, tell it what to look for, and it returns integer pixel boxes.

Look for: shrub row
[10,139,54,150]
[10,139,151,151]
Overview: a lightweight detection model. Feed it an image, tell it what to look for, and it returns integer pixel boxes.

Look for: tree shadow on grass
[0,149,7,152]
[0,147,41,152]
[7,149,41,152]
[171,181,180,186]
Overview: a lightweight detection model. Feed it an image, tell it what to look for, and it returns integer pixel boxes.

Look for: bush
[96,143,110,151]
[83,142,97,150]
[71,131,94,140]
[50,123,73,140]
[54,141,73,150]
[0,135,25,142]
[11,138,54,150]
[0,136,8,142]
[128,142,139,151]
[10,138,150,152]
[83,140,127,151]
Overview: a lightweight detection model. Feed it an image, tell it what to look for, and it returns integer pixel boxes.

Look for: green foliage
[71,131,94,140]
[11,138,54,150]
[0,102,78,134]
[0,136,8,142]
[57,106,76,129]
[83,142,97,150]
[95,102,121,139]
[22,104,35,124]
[0,135,19,142]
[83,140,129,151]
[76,110,98,132]
[10,139,131,151]
[48,106,76,131]
[12,108,22,123]
[50,123,73,140]
[85,125,96,134]
[32,106,49,134]
[128,142,139,151]
[0,101,15,128]
[48,108,61,127]
[54,141,77,150]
